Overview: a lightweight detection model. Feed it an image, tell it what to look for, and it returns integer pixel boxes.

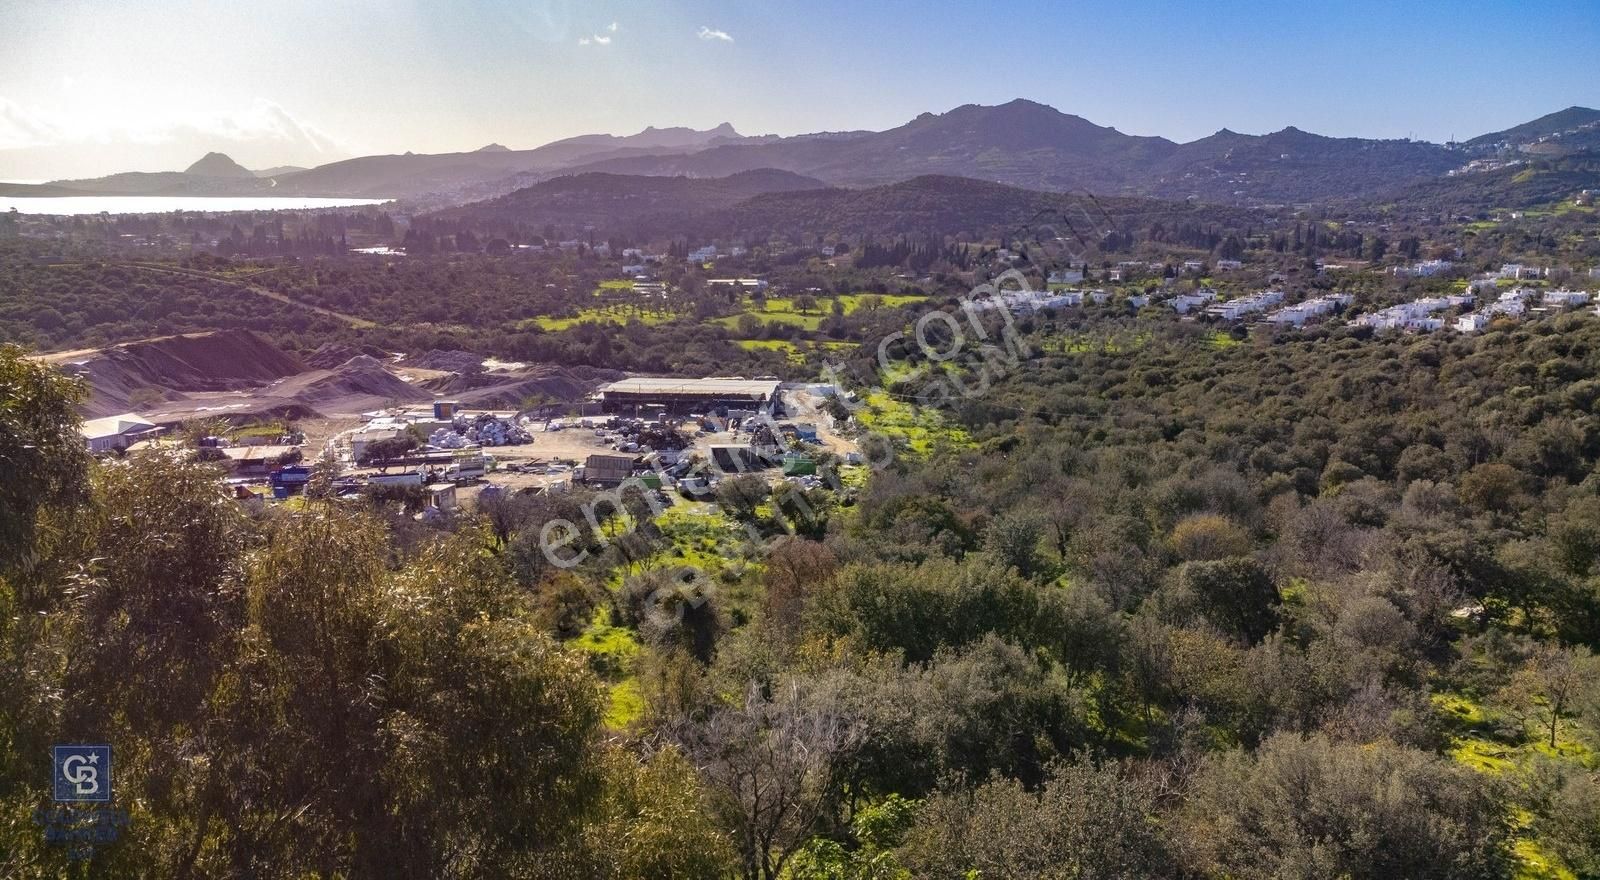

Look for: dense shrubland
[6,249,1600,876]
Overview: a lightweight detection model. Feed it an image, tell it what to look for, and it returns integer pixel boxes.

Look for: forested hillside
[7,294,1600,876]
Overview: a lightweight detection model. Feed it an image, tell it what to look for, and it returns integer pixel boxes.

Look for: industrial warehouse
[596,376,784,416]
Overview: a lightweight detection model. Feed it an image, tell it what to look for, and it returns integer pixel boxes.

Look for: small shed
[583,454,636,486]
[427,483,458,511]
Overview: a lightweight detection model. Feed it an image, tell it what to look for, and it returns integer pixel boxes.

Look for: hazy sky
[2,0,1597,179]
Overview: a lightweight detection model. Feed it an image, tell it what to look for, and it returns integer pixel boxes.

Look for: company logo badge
[52,745,112,803]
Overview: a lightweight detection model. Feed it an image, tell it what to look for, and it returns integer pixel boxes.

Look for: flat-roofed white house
[1543,289,1592,308]
[1170,287,1219,314]
[1265,293,1352,327]
[1206,290,1285,321]
[80,413,162,453]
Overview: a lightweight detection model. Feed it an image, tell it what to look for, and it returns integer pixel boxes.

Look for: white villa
[1544,289,1592,308]
[1170,287,1219,314]
[1264,293,1353,327]
[1206,290,1286,321]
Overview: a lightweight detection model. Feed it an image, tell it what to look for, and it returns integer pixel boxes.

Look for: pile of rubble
[429,413,533,449]
[428,427,475,449]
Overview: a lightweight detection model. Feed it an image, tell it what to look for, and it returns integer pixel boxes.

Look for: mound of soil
[303,343,363,369]
[55,331,617,422]
[63,330,308,417]
[406,349,485,373]
[438,365,624,409]
[270,355,430,414]
[98,329,304,389]
[304,342,392,368]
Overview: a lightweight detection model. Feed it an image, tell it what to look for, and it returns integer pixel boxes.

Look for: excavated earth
[42,332,615,424]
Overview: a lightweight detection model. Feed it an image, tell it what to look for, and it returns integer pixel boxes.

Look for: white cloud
[579,21,618,45]
[0,96,61,150]
[697,26,733,42]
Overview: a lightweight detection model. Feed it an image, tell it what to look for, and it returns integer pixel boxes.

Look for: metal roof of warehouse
[600,377,782,397]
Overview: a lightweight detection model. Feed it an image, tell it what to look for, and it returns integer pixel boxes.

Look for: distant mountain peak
[476,143,511,152]
[184,152,253,178]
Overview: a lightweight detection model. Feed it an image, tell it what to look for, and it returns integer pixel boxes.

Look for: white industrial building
[80,413,162,453]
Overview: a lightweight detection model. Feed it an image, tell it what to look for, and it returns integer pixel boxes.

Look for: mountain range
[4,100,1598,207]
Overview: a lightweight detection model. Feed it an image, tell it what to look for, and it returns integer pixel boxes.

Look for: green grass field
[716,293,931,335]
[527,304,676,331]
[856,386,973,454]
[1433,690,1590,879]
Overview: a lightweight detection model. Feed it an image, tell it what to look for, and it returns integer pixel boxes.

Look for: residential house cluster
[976,286,1122,315]
[1394,259,1453,277]
[1456,287,1590,333]
[1264,293,1353,327]
[1206,289,1285,321]
[1357,292,1475,332]
[1499,263,1547,280]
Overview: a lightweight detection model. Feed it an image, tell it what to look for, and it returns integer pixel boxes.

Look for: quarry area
[41,329,860,507]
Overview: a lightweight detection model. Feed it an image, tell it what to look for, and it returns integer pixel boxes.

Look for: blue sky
[2,0,1597,178]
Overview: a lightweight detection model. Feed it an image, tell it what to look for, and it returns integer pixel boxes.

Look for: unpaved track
[126,262,378,329]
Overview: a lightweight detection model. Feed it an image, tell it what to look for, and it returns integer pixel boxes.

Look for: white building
[1170,287,1219,314]
[1544,288,1592,308]
[1215,259,1243,271]
[1206,289,1285,321]
[1048,268,1085,285]
[80,413,161,453]
[1455,313,1492,333]
[1499,263,1544,280]
[1090,289,1110,304]
[1264,293,1353,327]
[1358,295,1463,332]
[1396,259,1453,277]
[688,246,718,263]
[707,278,769,292]
[973,287,1083,314]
